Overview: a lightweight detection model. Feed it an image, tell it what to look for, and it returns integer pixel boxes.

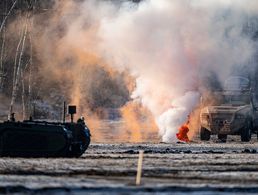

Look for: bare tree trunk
[0,0,17,34]
[0,17,6,93]
[27,33,33,118]
[9,16,29,116]
[0,0,8,93]
[9,23,23,115]
[26,0,38,118]
[12,23,24,94]
[22,61,30,120]
[27,8,34,117]
[21,70,26,120]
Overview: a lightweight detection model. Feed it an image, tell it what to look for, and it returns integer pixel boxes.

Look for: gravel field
[0,135,258,194]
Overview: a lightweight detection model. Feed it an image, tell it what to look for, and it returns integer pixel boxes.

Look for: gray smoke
[6,0,257,141]
[95,0,257,142]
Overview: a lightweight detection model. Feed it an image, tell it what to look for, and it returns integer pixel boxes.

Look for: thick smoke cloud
[95,0,257,141]
[7,0,257,142]
[31,1,131,115]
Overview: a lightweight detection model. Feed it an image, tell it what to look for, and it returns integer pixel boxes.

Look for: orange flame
[176,122,190,142]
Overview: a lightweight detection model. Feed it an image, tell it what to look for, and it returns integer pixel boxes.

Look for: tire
[241,120,252,142]
[218,134,227,142]
[200,127,211,141]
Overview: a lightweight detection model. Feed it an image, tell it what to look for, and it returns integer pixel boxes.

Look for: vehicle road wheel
[241,120,252,142]
[200,127,211,141]
[218,134,227,142]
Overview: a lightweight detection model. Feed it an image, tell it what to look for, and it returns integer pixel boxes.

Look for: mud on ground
[0,135,258,194]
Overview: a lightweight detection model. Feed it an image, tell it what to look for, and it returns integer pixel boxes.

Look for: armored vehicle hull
[0,121,91,157]
[199,76,255,142]
[200,105,252,142]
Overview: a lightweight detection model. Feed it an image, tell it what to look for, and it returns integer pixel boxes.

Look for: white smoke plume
[95,0,256,142]
[157,91,200,142]
[33,0,258,142]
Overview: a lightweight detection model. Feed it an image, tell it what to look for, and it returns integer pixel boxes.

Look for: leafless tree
[0,1,7,93]
[0,0,17,34]
[9,14,29,117]
[27,0,36,118]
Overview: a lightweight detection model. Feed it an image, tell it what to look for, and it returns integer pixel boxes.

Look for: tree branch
[0,0,17,34]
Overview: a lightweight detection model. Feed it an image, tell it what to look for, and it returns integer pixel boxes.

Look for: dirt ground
[0,135,258,194]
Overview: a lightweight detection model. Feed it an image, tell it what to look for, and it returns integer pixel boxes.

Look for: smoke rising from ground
[96,0,257,142]
[4,0,258,142]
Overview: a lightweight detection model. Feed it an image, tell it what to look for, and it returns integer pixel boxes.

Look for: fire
[176,117,190,142]
[174,103,203,142]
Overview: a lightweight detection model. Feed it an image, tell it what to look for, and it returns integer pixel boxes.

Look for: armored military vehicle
[199,76,257,142]
[0,105,91,157]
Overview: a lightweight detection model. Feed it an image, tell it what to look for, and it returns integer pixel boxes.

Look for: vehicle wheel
[241,120,252,142]
[218,134,227,142]
[200,127,211,141]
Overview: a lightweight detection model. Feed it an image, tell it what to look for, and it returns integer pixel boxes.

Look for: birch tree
[0,0,15,93]
[0,0,17,34]
[9,15,29,117]
[0,1,7,92]
[27,0,36,118]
